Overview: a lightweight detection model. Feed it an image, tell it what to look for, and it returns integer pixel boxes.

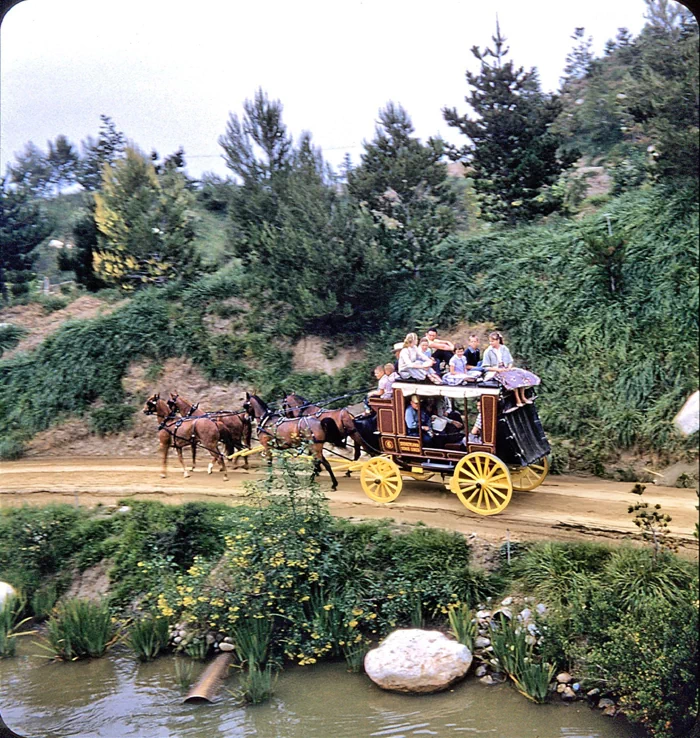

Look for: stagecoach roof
[393,382,500,400]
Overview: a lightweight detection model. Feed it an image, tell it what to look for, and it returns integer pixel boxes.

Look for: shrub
[0,323,26,356]
[587,596,698,738]
[0,435,25,461]
[89,404,136,436]
[39,295,69,313]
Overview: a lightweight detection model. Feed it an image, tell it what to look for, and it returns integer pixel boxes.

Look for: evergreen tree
[443,23,577,223]
[6,142,53,198]
[0,179,51,300]
[348,102,454,278]
[47,135,79,193]
[621,1,699,182]
[92,148,198,289]
[77,115,126,192]
[57,197,107,292]
[219,92,388,332]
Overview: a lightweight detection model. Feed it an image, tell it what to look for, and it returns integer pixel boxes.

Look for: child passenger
[443,344,469,385]
[482,331,540,411]
[380,363,400,399]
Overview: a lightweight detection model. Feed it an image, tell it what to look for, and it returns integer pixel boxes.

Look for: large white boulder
[0,582,16,607]
[364,629,472,693]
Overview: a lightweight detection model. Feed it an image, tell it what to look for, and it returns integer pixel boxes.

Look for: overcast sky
[1,0,652,181]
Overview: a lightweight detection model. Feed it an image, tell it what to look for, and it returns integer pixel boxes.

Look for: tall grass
[127,615,170,661]
[448,604,478,652]
[41,599,116,660]
[0,594,33,658]
[490,616,556,703]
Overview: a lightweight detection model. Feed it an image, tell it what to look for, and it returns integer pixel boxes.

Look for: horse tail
[320,418,345,448]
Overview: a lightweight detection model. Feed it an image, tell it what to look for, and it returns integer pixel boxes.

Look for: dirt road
[0,456,697,558]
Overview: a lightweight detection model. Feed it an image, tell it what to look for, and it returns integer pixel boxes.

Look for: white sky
[1,0,651,181]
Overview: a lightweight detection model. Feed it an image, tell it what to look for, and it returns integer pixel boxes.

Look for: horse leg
[159,442,169,478]
[320,452,338,490]
[190,442,197,472]
[313,444,337,490]
[175,446,190,478]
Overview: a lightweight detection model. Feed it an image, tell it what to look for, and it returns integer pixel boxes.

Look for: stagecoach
[343,380,551,516]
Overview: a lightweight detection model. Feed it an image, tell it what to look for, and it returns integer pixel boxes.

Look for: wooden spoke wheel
[509,457,549,492]
[360,456,403,503]
[450,452,512,516]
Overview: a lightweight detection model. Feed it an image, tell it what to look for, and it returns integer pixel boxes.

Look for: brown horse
[167,392,252,470]
[281,392,366,463]
[243,393,341,489]
[142,394,228,480]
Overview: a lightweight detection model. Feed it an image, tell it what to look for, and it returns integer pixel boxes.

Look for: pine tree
[57,197,107,292]
[77,115,126,192]
[6,142,53,198]
[219,92,389,332]
[443,23,577,223]
[621,1,699,182]
[0,179,51,300]
[348,102,454,278]
[47,135,79,193]
[92,148,198,289]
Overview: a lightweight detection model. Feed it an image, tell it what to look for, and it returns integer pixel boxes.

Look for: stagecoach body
[349,381,551,516]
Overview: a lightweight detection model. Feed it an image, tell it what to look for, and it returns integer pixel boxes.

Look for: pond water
[0,643,647,738]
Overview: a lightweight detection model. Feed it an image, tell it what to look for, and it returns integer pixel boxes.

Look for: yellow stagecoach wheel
[450,452,512,516]
[360,456,403,503]
[509,457,550,492]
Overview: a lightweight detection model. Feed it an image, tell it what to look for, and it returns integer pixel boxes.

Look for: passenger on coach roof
[423,327,454,373]
[398,333,442,385]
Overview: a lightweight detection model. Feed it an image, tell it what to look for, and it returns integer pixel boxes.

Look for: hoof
[183,472,190,479]
[189,467,195,472]
[160,474,167,479]
[207,463,214,474]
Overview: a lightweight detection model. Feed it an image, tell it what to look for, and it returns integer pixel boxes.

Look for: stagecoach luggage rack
[497,403,551,467]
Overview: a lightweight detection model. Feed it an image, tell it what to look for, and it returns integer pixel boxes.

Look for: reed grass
[174,656,196,690]
[231,615,272,666]
[0,594,33,658]
[447,604,478,652]
[490,616,555,703]
[127,615,170,661]
[41,598,116,660]
[239,661,276,704]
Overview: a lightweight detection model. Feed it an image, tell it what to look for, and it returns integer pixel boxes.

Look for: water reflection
[0,647,645,738]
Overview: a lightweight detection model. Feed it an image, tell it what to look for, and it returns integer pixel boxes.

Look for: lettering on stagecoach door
[398,439,421,454]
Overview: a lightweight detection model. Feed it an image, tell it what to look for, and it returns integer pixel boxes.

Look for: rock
[475,636,491,649]
[602,705,617,717]
[556,672,573,684]
[479,675,497,686]
[519,608,532,622]
[205,633,215,645]
[501,596,513,606]
[218,642,235,652]
[572,682,581,692]
[364,629,472,694]
[173,636,182,645]
[598,698,615,710]
[0,582,17,607]
[475,664,488,677]
[556,683,567,693]
[561,687,577,701]
[536,603,547,615]
[476,610,491,620]
[587,688,601,700]
[492,608,512,620]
